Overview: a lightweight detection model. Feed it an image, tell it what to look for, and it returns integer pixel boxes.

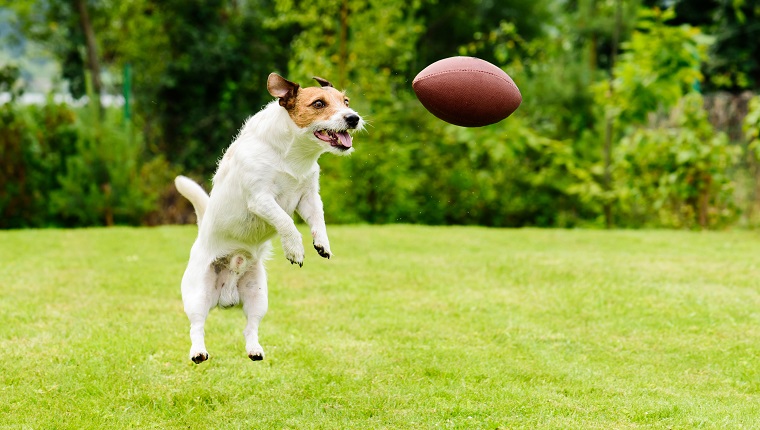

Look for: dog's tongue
[336,131,352,148]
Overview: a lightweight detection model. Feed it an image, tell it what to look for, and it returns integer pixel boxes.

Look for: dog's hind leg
[181,255,217,364]
[238,260,268,361]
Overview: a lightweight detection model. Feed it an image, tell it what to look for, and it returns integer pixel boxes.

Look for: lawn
[1,225,760,429]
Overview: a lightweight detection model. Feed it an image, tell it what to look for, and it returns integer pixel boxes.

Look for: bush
[319,98,594,227]
[613,94,739,228]
[50,103,174,227]
[0,100,79,228]
[0,73,173,228]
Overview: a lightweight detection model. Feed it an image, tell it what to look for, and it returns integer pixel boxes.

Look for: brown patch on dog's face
[267,73,352,128]
[285,87,351,128]
[268,74,361,158]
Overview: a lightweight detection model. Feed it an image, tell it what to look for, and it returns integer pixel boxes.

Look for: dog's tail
[174,176,209,226]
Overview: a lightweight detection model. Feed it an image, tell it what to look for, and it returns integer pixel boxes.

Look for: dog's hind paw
[313,242,332,259]
[190,351,209,364]
[247,345,265,361]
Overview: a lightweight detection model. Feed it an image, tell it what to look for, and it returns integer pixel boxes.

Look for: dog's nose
[344,113,360,128]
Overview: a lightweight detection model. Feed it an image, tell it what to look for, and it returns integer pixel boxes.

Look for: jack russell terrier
[174,73,364,363]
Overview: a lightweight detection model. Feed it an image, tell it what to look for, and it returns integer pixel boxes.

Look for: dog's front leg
[249,194,304,266]
[296,189,332,259]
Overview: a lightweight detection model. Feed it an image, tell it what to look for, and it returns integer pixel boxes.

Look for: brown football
[412,56,522,127]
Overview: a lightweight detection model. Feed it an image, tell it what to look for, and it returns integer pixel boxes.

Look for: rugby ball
[412,56,522,127]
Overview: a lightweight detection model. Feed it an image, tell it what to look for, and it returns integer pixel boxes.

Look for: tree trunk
[697,175,712,229]
[602,116,613,228]
[74,0,103,115]
[339,0,349,88]
[602,0,623,229]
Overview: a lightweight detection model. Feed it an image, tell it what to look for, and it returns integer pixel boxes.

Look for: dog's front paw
[286,251,304,267]
[282,236,305,267]
[311,229,332,259]
[313,241,332,259]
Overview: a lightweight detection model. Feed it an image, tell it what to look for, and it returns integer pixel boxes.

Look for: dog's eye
[312,100,325,109]
[344,99,350,106]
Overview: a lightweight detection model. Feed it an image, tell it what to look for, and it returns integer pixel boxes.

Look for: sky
[0,9,60,93]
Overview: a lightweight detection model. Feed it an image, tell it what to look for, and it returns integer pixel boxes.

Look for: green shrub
[613,94,739,228]
[319,99,594,227]
[0,100,79,228]
[0,63,173,228]
[746,95,760,161]
[50,104,172,226]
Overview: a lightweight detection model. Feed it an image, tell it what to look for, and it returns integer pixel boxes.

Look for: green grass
[2,225,760,429]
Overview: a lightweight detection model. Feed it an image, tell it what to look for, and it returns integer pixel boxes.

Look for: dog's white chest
[272,171,314,215]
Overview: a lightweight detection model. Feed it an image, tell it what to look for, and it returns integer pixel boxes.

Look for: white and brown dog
[174,73,364,363]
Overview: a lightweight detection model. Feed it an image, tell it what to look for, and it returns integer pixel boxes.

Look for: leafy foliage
[597,7,709,126]
[145,0,283,172]
[644,0,760,92]
[746,95,760,160]
[0,100,76,228]
[2,1,759,228]
[0,65,169,228]
[614,94,738,228]
[50,102,172,226]
[586,8,740,229]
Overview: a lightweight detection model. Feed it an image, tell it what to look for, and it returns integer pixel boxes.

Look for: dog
[174,73,364,363]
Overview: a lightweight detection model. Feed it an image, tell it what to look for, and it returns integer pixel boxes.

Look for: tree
[141,0,283,173]
[598,8,737,228]
[646,0,760,92]
[73,0,103,115]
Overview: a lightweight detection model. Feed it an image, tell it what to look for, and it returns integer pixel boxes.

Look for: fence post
[123,63,132,122]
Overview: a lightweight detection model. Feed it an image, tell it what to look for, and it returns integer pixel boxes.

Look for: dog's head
[267,73,364,155]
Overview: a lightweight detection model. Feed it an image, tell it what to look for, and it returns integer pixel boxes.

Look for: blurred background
[0,0,758,230]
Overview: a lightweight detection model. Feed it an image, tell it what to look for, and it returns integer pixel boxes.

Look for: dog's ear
[313,76,333,88]
[267,73,300,108]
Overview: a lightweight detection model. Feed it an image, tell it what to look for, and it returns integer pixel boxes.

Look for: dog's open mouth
[314,130,352,150]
